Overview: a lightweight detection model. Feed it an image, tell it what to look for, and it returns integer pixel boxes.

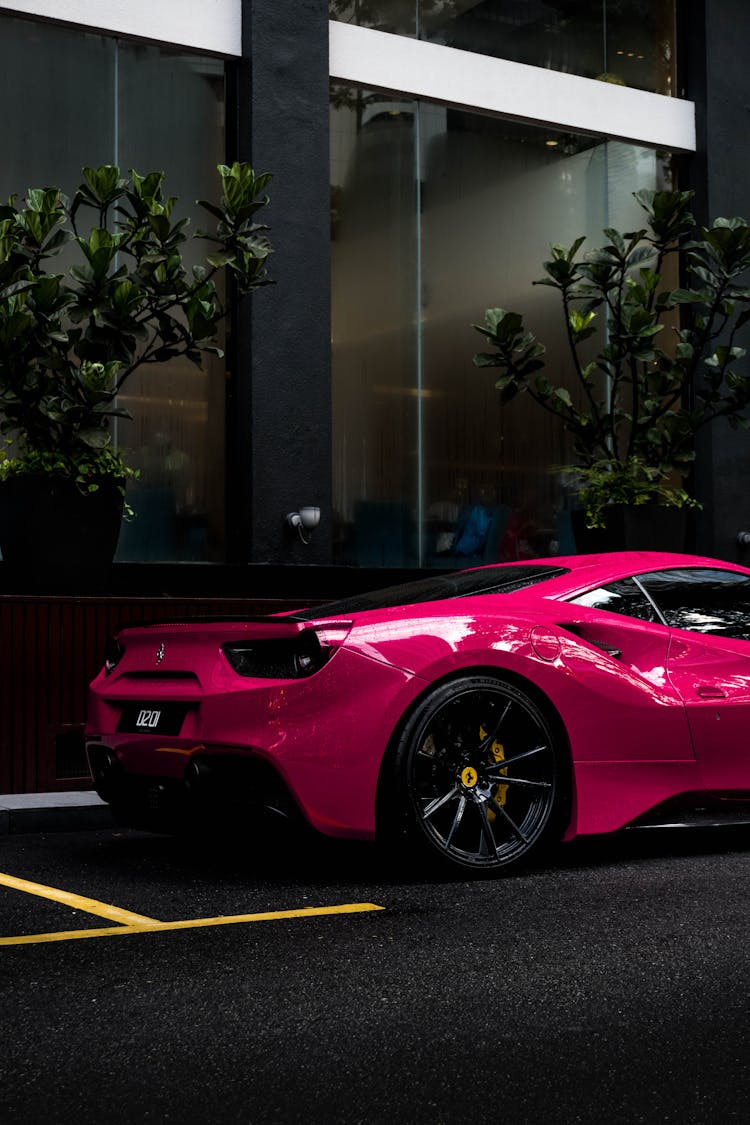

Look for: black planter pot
[571,504,687,554]
[0,474,124,584]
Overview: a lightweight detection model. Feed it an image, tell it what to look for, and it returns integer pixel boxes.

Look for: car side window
[637,567,750,639]
[569,578,657,622]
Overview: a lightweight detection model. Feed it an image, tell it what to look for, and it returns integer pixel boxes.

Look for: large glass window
[330,2,676,96]
[0,15,226,562]
[330,84,673,567]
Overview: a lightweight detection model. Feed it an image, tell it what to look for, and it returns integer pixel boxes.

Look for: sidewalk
[0,791,113,835]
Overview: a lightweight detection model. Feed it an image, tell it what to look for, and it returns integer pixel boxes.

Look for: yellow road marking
[0,902,385,946]
[0,872,158,926]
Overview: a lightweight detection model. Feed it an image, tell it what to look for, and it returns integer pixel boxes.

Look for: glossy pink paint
[86,552,750,842]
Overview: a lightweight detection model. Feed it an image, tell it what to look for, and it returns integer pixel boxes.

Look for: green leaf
[472,352,500,368]
[82,165,124,205]
[0,161,275,471]
[670,288,704,304]
[206,249,236,269]
[77,428,113,449]
[569,308,597,342]
[197,199,227,222]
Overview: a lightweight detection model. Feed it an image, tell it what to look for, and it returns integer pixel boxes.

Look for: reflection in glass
[571,579,657,622]
[115,46,226,562]
[0,16,226,562]
[0,20,115,195]
[329,0,417,34]
[331,90,419,565]
[638,569,750,640]
[329,2,676,97]
[330,82,673,567]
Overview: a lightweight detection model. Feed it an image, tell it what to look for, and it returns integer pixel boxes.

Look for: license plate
[117,703,189,735]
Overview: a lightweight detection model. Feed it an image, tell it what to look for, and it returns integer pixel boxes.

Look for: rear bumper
[86,741,300,832]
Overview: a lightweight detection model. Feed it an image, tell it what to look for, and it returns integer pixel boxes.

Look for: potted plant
[0,161,272,577]
[472,190,750,549]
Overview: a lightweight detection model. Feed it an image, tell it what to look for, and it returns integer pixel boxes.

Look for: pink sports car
[86,552,750,873]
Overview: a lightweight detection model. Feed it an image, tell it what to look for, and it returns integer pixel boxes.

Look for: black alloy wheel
[394,675,567,874]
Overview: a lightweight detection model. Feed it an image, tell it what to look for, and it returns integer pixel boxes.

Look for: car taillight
[311,623,352,650]
[103,637,124,676]
[223,623,351,680]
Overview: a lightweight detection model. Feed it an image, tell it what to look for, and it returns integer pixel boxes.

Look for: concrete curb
[0,792,113,835]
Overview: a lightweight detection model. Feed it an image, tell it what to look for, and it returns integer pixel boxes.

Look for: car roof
[497,551,750,602]
[295,552,750,624]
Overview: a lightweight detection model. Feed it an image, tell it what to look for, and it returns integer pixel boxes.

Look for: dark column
[228,1,332,565]
[682,0,750,559]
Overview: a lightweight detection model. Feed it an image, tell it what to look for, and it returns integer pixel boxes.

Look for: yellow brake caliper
[480,724,508,820]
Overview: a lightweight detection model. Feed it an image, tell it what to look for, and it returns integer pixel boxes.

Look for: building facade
[1,1,747,577]
[1,1,750,787]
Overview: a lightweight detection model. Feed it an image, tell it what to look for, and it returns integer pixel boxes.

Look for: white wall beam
[0,1,242,56]
[330,21,696,152]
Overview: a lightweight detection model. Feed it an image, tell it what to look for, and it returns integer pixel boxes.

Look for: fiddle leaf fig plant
[0,162,272,493]
[473,190,750,527]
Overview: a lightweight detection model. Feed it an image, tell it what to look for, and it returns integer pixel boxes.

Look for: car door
[565,576,693,762]
[638,567,750,793]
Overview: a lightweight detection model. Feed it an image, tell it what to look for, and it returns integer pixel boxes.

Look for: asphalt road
[1,823,750,1125]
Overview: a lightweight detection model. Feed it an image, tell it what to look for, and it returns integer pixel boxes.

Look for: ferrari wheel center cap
[460,765,479,789]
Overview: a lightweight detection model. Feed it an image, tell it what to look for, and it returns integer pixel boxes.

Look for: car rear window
[294,565,569,620]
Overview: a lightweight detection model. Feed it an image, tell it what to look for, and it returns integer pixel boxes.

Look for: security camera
[297,506,321,530]
[286,507,321,543]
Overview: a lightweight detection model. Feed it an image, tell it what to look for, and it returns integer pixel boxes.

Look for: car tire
[389,675,569,875]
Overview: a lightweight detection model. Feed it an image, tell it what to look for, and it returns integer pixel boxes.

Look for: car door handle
[696,685,728,699]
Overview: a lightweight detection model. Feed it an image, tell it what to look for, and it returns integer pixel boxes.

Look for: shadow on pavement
[69,816,750,891]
